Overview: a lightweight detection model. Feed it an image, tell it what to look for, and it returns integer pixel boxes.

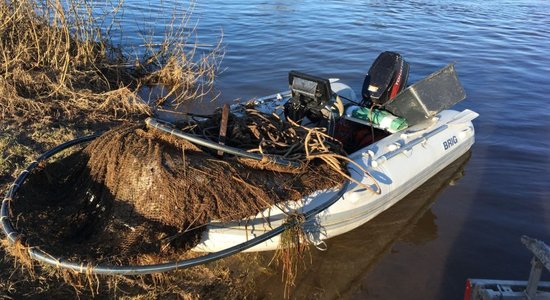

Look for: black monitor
[288,70,332,106]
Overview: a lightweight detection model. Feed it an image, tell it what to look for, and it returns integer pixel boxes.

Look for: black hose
[1,134,349,275]
[145,117,302,169]
[335,93,362,106]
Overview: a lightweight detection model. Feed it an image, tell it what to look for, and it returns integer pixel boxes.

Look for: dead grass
[0,240,264,299]
[0,0,223,181]
[0,0,221,123]
[139,15,223,108]
[0,134,33,179]
[272,213,312,299]
[0,0,317,297]
[1,239,35,276]
[0,0,241,298]
[0,0,145,121]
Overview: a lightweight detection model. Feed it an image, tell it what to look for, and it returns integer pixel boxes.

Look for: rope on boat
[0,134,349,275]
[145,117,303,169]
[154,115,382,194]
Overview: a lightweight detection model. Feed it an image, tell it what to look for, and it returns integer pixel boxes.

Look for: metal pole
[525,257,543,299]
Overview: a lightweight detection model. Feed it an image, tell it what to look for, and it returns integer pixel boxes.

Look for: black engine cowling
[361,51,409,106]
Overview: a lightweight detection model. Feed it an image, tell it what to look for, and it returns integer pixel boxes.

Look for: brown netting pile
[13,108,347,264]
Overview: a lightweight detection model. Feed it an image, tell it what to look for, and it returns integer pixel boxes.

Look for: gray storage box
[384,64,466,125]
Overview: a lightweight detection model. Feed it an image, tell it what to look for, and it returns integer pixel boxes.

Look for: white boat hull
[193,91,477,253]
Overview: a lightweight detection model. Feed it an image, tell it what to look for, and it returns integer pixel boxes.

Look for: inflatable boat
[192,54,478,252]
[1,52,478,274]
[192,102,477,253]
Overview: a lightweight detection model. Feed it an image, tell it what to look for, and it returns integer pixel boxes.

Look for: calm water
[115,0,550,298]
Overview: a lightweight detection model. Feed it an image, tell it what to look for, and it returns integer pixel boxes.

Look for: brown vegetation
[1,0,144,121]
[0,0,352,298]
[13,121,342,264]
[0,0,243,298]
[0,0,220,123]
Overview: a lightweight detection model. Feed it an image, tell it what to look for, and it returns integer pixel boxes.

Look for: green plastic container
[351,107,408,131]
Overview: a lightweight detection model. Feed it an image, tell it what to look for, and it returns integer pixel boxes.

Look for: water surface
[117,0,550,298]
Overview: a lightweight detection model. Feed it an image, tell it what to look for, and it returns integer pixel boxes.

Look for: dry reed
[0,0,221,123]
[272,213,311,299]
[1,0,226,298]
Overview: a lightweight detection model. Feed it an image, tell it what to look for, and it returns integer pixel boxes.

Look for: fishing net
[13,108,347,263]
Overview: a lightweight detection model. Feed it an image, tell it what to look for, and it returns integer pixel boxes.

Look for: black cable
[334,93,363,106]
[145,117,302,169]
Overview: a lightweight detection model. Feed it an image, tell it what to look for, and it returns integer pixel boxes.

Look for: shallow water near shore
[115,0,549,298]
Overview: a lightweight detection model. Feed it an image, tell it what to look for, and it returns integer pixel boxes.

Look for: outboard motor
[361,51,409,106]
